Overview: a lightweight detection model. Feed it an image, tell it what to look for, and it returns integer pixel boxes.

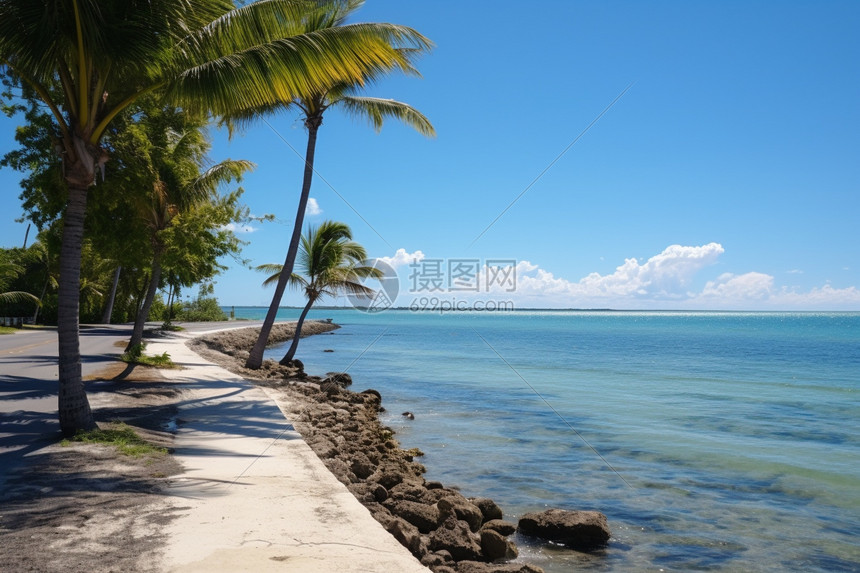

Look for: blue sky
[1,1,859,310]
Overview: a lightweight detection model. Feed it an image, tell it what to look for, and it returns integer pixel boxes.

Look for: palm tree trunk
[57,184,96,434]
[101,266,121,324]
[246,115,323,369]
[280,296,315,365]
[127,256,162,351]
[33,279,48,324]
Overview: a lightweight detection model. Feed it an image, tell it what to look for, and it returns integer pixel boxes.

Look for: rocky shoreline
[190,323,610,573]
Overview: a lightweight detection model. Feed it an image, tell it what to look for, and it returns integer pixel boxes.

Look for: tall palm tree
[242,0,435,369]
[257,220,382,365]
[0,0,426,434]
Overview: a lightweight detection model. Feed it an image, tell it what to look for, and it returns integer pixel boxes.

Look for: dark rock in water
[426,480,445,490]
[402,411,415,420]
[323,349,334,352]
[517,509,610,550]
[324,372,352,387]
[481,519,517,537]
[457,561,545,573]
[429,515,484,562]
[480,528,518,561]
[471,497,504,522]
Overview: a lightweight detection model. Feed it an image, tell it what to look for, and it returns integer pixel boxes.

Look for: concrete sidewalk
[145,329,429,573]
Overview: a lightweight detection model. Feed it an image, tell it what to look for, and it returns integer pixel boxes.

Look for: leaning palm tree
[241,0,435,369]
[0,0,426,434]
[257,220,382,365]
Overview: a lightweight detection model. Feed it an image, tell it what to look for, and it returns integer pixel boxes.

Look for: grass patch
[0,326,16,335]
[160,323,185,332]
[121,343,179,368]
[61,422,167,456]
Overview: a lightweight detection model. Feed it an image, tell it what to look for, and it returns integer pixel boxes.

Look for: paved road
[0,324,136,471]
[0,321,261,479]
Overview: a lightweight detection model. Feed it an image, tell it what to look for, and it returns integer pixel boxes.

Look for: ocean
[233,307,860,572]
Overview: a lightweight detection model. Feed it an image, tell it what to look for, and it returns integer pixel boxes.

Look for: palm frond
[0,290,40,306]
[338,95,435,136]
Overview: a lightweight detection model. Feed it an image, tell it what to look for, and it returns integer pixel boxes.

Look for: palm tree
[126,107,253,351]
[257,220,382,365]
[242,0,435,369]
[24,238,58,324]
[0,0,426,434]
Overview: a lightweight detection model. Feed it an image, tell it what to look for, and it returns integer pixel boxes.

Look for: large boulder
[428,515,484,562]
[471,497,504,522]
[517,509,610,550]
[480,528,518,561]
[481,519,517,537]
[437,497,484,533]
[385,516,423,555]
[384,499,442,533]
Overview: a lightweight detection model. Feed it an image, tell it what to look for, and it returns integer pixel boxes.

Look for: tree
[257,220,381,364]
[125,105,253,351]
[0,0,426,434]
[242,0,435,369]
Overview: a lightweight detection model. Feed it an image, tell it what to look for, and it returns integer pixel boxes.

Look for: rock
[481,519,517,537]
[291,358,304,371]
[371,483,389,502]
[384,499,442,533]
[471,497,504,523]
[360,388,382,400]
[349,452,375,479]
[517,509,610,550]
[386,516,423,555]
[324,349,334,352]
[324,372,352,387]
[428,515,483,562]
[402,411,415,420]
[480,529,518,561]
[319,381,344,395]
[426,480,445,490]
[437,496,484,533]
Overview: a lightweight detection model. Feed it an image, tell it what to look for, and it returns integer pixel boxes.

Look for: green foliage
[120,343,177,368]
[61,423,167,457]
[0,326,16,335]
[177,293,228,322]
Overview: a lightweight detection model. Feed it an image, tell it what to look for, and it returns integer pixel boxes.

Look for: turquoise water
[241,308,859,572]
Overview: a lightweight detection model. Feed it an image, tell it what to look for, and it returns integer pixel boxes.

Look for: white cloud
[221,222,258,234]
[379,248,425,269]
[471,243,860,310]
[305,197,322,216]
[490,243,725,303]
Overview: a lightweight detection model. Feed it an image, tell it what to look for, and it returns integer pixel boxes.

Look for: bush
[176,296,227,322]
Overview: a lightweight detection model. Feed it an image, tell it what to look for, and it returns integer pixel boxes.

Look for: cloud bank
[383,243,860,310]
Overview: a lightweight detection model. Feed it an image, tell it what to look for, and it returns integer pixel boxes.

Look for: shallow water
[252,309,860,572]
